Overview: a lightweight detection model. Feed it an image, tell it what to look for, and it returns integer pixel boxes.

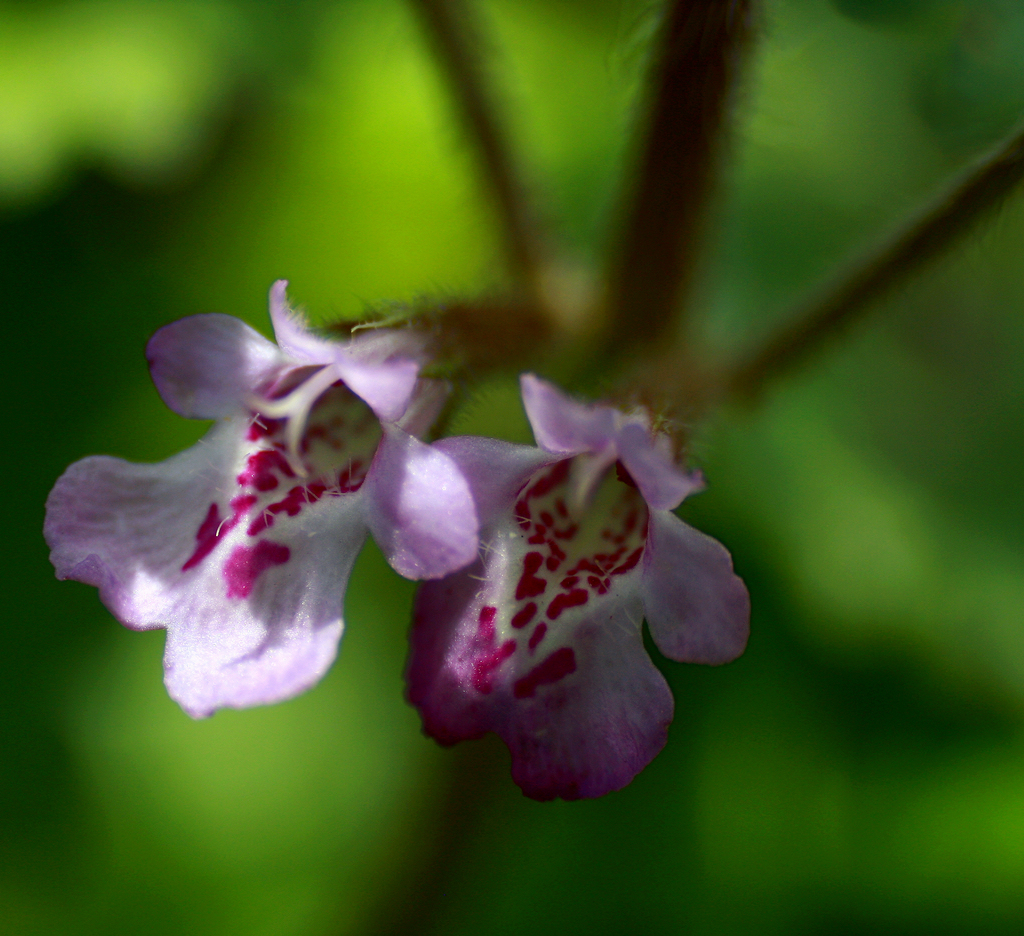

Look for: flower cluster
[45,283,749,798]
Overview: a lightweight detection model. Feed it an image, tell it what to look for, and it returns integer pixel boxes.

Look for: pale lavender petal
[520,373,616,455]
[45,427,237,624]
[268,279,336,364]
[642,511,750,665]
[432,436,559,525]
[164,492,364,717]
[617,423,703,511]
[45,420,366,717]
[364,426,478,579]
[331,353,420,423]
[146,314,286,418]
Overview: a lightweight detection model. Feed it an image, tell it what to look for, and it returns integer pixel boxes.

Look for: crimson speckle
[528,622,547,651]
[546,589,588,620]
[511,602,537,629]
[515,552,548,600]
[527,459,570,498]
[237,449,295,491]
[471,639,517,694]
[513,647,576,698]
[223,541,291,599]
[612,547,644,576]
[246,417,285,441]
[478,605,497,642]
[181,503,222,571]
[182,494,258,571]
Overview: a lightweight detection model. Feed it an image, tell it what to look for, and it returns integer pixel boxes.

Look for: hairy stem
[602,0,754,359]
[723,117,1024,404]
[410,0,548,306]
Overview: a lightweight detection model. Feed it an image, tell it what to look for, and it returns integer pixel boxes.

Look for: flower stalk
[602,0,755,362]
[409,0,552,313]
[722,116,1024,404]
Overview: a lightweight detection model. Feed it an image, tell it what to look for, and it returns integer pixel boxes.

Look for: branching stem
[410,0,548,306]
[722,118,1024,404]
[602,0,754,360]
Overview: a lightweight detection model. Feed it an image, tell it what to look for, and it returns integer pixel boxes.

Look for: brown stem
[602,0,755,359]
[355,737,510,936]
[723,117,1024,404]
[410,0,548,305]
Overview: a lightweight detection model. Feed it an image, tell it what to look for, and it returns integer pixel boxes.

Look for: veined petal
[432,436,559,525]
[520,373,617,455]
[642,510,750,665]
[617,423,703,511]
[364,426,478,580]
[268,280,337,364]
[146,314,286,419]
[45,417,370,718]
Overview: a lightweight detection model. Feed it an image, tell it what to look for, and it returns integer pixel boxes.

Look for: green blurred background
[6,0,1024,932]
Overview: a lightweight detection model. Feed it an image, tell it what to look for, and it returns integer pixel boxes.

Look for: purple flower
[406,374,749,800]
[45,281,478,718]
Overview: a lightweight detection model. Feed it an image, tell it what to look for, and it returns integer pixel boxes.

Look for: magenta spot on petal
[182,495,257,571]
[231,494,258,514]
[513,647,576,698]
[337,460,367,493]
[181,503,222,571]
[527,459,570,499]
[546,588,589,620]
[236,449,295,492]
[528,622,547,652]
[515,552,548,601]
[247,417,285,441]
[478,605,497,642]
[471,639,517,694]
[247,512,273,536]
[511,602,537,629]
[545,540,566,570]
[223,541,291,599]
[611,546,644,576]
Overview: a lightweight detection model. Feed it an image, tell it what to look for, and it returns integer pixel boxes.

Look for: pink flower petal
[45,422,367,717]
[520,373,617,455]
[617,422,703,511]
[146,314,286,418]
[364,426,479,580]
[642,510,750,665]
